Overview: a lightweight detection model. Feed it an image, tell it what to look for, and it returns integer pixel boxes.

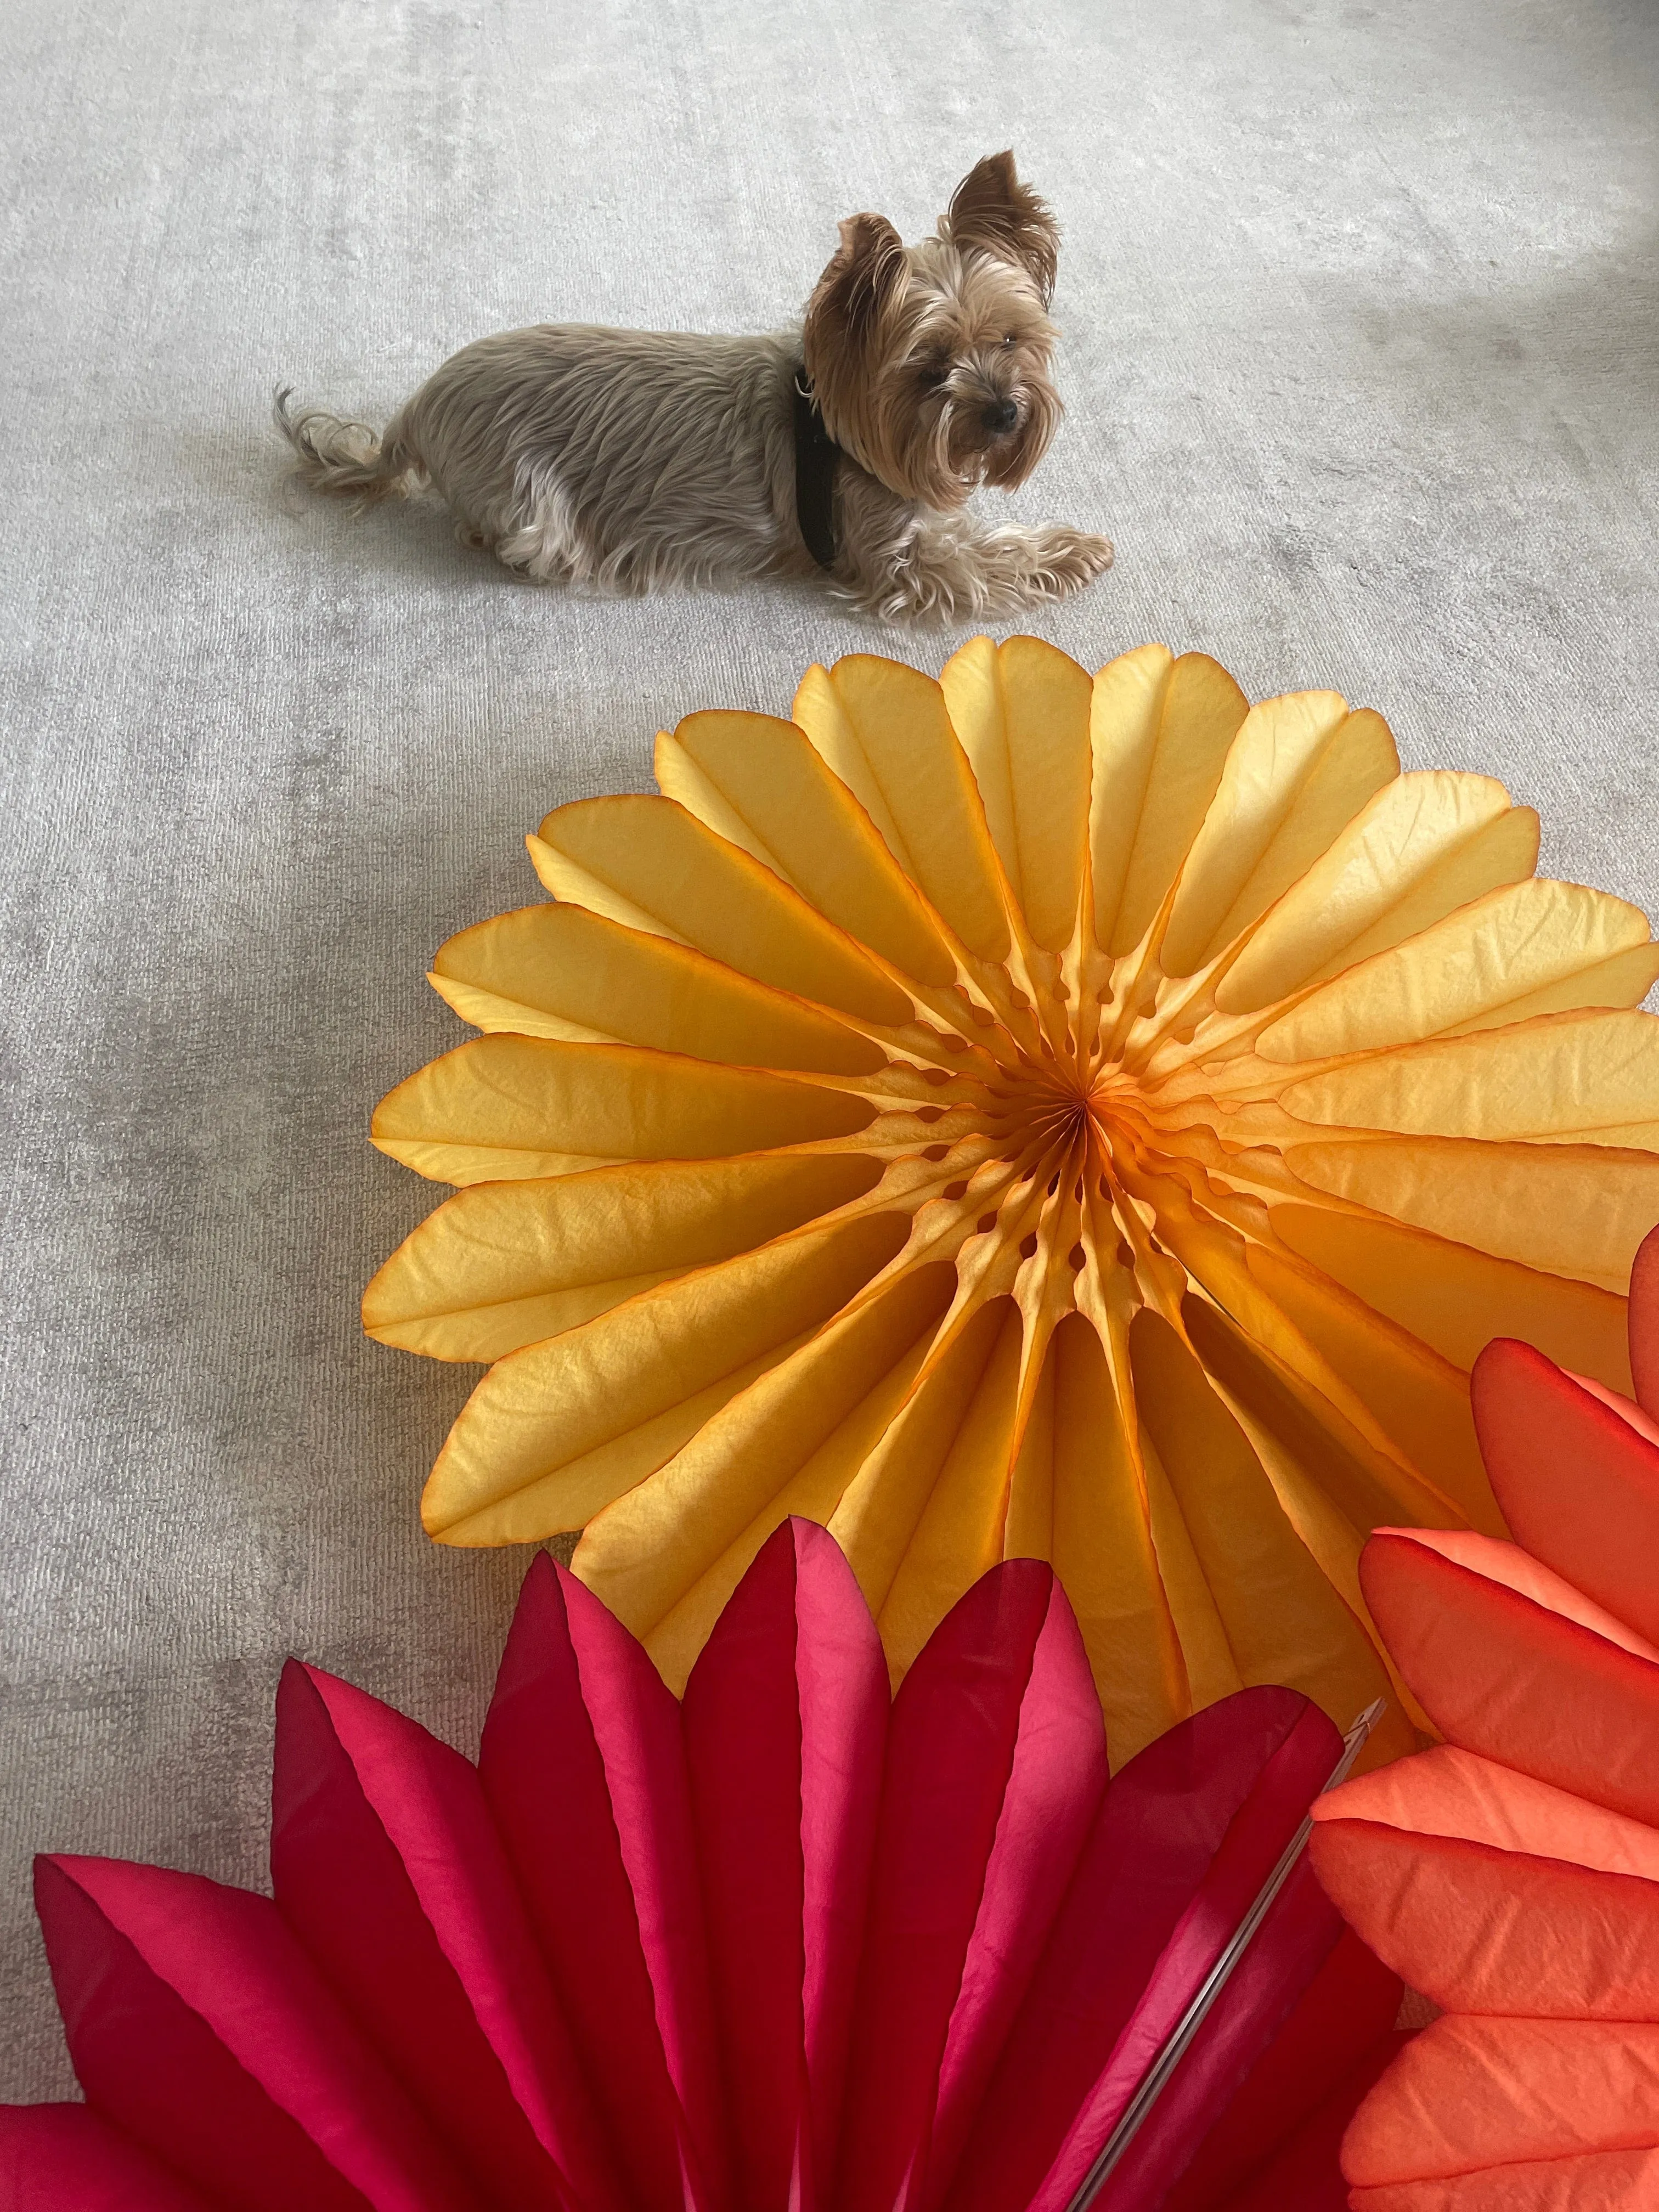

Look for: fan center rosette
[366,636,1659,1768]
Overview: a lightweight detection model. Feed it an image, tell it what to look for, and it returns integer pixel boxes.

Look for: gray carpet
[3,0,1657,2100]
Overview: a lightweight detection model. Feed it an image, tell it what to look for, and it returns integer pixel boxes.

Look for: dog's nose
[983,397,1018,435]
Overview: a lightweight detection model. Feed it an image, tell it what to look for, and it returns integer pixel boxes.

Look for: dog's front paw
[1036,528,1114,596]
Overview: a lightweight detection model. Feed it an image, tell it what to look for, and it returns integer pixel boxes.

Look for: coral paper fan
[366,636,1659,1762]
[1,1524,1403,2212]
[1311,1222,1659,2209]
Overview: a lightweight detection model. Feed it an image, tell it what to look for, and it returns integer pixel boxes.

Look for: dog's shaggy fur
[276,153,1112,625]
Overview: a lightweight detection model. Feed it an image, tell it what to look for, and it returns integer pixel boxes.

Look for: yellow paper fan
[365,639,1659,1767]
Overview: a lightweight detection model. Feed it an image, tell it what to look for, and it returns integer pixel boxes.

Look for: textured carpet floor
[3,0,1657,2099]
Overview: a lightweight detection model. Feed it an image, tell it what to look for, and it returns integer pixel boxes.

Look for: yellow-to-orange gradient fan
[365,639,1659,1765]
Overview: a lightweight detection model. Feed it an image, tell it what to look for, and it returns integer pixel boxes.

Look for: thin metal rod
[1061,1699,1385,2212]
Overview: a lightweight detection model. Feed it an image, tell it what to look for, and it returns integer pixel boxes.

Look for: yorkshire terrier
[275,151,1112,625]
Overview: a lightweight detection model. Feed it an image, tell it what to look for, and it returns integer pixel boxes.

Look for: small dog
[275,151,1112,624]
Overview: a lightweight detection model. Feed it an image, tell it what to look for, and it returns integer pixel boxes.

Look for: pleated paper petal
[681,1517,888,2212]
[32,1857,479,2211]
[270,1660,620,2212]
[0,2107,217,2209]
[1312,1227,1659,2208]
[369,638,1659,1760]
[4,1528,1399,2212]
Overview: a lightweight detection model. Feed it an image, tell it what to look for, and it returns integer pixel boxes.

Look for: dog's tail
[273,386,421,505]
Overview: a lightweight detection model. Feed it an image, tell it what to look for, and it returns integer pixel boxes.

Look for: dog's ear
[805,212,907,357]
[942,151,1058,303]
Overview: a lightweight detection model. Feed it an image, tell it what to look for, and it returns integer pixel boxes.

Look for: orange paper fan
[1312,1224,1659,2208]
[368,638,1659,1763]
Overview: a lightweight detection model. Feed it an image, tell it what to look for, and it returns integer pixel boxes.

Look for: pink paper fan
[1,1521,1402,2210]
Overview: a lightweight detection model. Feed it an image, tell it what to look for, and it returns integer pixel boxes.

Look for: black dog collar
[792,369,840,571]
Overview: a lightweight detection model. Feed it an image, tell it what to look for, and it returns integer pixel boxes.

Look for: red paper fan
[3,1522,1401,2211]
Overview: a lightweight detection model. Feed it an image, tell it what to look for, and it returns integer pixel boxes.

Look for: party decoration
[1311,1222,1659,2208]
[366,637,1659,1762]
[2,1523,1403,2211]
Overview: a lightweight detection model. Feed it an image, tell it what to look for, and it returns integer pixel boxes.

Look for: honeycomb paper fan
[0,1525,1406,2212]
[366,636,1659,1763]
[1310,1224,1659,2208]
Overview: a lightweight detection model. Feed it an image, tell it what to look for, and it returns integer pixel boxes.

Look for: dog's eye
[918,361,950,387]
[1001,332,1018,348]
